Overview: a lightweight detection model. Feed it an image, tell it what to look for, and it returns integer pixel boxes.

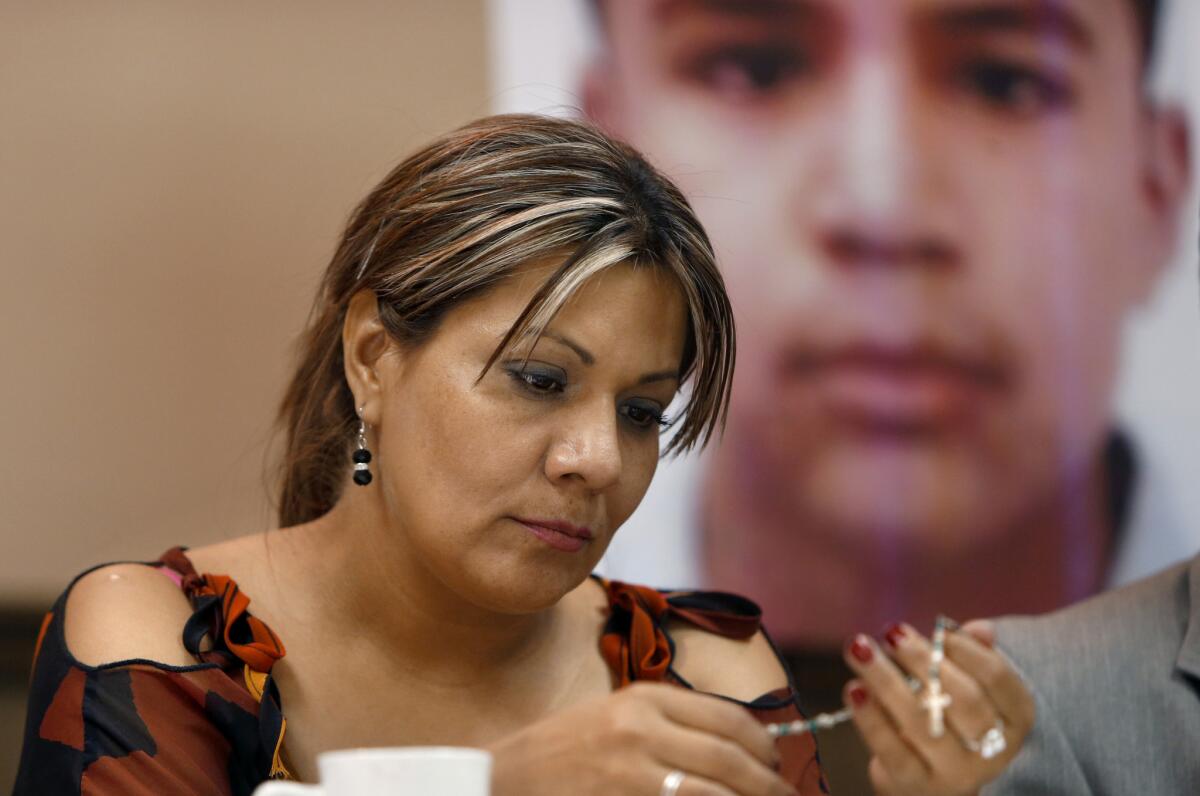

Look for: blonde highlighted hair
[276,114,734,527]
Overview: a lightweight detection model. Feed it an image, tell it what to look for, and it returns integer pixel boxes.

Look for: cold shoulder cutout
[63,563,197,668]
[15,551,827,795]
[667,621,790,702]
[15,550,286,796]
[598,578,828,791]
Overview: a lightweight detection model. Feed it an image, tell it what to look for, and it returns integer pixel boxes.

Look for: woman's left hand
[842,620,1035,796]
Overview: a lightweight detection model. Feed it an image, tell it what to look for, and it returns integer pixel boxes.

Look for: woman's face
[369,260,688,612]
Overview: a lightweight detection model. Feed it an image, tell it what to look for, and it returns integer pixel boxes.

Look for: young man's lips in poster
[781,345,1010,432]
[514,517,595,552]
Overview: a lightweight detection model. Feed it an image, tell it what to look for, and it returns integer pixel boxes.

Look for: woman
[15,115,1032,795]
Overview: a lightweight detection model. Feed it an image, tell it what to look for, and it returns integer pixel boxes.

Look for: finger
[883,623,1003,748]
[649,767,737,796]
[636,684,780,769]
[845,680,929,791]
[961,619,996,649]
[650,723,796,796]
[867,757,902,796]
[845,634,932,756]
[945,629,1036,739]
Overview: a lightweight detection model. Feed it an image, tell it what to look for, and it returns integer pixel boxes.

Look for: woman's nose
[544,402,622,492]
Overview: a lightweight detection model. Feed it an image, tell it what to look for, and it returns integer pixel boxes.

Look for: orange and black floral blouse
[15,547,827,795]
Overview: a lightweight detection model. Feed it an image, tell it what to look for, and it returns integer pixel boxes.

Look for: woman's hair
[275,114,735,527]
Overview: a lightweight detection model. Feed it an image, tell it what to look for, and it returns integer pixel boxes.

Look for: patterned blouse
[15,547,827,794]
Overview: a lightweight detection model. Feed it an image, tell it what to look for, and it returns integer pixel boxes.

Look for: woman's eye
[956,59,1076,115]
[620,403,670,431]
[506,366,566,396]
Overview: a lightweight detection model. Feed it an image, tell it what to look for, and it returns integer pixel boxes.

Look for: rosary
[766,616,984,746]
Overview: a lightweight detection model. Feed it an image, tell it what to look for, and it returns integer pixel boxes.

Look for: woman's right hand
[487,682,798,796]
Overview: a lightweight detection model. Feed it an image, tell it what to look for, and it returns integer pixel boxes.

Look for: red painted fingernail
[849,685,869,707]
[884,623,907,648]
[849,635,874,664]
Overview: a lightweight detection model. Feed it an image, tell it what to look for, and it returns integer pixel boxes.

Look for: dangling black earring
[352,406,373,486]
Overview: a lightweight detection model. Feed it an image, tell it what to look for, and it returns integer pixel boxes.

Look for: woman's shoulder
[598,577,792,703]
[596,580,825,791]
[53,535,263,669]
[58,558,197,668]
[17,549,283,795]
[669,620,791,702]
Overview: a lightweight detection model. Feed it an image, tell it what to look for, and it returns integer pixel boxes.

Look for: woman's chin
[462,563,595,615]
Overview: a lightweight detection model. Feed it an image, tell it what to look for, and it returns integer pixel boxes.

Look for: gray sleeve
[982,563,1194,795]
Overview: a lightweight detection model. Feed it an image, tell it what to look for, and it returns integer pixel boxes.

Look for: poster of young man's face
[489,0,1200,649]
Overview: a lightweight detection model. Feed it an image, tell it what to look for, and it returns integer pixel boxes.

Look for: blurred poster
[487,0,1200,656]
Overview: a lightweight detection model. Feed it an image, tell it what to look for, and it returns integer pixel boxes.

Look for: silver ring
[660,769,685,796]
[964,719,1007,760]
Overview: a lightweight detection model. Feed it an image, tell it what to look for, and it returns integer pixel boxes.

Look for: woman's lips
[514,518,593,553]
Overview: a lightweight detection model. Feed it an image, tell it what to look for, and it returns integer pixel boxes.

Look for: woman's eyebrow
[530,333,681,386]
[541,331,595,365]
[637,370,680,386]
[539,332,680,384]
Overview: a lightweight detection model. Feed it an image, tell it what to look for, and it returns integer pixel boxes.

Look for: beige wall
[0,2,490,603]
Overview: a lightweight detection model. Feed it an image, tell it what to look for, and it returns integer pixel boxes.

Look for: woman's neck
[270,495,594,693]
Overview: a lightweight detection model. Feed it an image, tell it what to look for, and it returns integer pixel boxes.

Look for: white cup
[252,747,492,796]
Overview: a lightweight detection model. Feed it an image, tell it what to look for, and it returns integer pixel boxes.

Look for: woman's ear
[342,290,391,423]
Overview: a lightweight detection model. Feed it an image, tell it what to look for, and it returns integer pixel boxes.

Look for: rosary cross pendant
[921,680,952,738]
